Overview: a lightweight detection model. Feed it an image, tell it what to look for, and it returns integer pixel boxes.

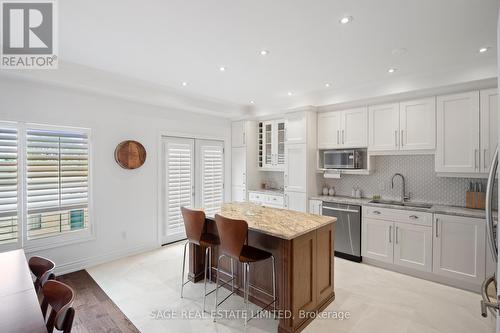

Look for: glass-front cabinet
[261,119,286,170]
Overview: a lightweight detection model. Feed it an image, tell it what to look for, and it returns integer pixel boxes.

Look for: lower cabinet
[309,199,322,214]
[362,218,394,264]
[362,208,433,273]
[394,222,432,272]
[432,214,486,285]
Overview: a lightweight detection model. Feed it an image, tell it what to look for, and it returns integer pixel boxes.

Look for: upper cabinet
[231,121,246,148]
[369,99,436,153]
[261,119,286,170]
[399,98,436,151]
[317,107,368,149]
[480,88,498,173]
[286,112,307,144]
[435,91,480,174]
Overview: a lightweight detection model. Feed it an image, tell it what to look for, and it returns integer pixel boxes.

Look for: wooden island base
[189,219,335,333]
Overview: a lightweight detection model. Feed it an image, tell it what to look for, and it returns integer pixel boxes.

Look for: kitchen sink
[369,199,432,209]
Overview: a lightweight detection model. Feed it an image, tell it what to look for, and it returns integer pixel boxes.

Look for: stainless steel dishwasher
[322,202,362,262]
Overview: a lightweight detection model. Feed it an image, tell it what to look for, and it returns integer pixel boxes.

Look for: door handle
[389,225,392,243]
[435,218,439,238]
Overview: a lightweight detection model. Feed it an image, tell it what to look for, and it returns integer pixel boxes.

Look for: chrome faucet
[391,173,410,203]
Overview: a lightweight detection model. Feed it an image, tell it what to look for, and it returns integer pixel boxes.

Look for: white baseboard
[52,243,159,276]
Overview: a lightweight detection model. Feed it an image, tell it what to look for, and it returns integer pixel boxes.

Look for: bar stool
[41,280,75,333]
[213,214,276,326]
[180,207,221,311]
[29,256,56,294]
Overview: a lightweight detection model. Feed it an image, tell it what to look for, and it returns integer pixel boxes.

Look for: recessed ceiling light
[249,100,255,104]
[287,92,293,96]
[181,81,188,86]
[339,16,353,24]
[260,50,269,56]
[479,47,491,53]
[219,66,226,72]
[325,83,331,88]
[388,68,397,73]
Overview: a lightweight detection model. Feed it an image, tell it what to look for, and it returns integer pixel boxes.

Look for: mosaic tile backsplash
[318,155,490,207]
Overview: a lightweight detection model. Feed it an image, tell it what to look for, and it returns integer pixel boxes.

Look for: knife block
[466,191,485,209]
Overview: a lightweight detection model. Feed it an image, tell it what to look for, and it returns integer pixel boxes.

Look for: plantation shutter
[199,141,224,217]
[165,138,194,240]
[26,129,89,213]
[0,127,18,244]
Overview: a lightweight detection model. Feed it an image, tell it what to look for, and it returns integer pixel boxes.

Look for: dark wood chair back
[214,214,248,260]
[181,207,206,245]
[29,256,56,293]
[42,280,75,333]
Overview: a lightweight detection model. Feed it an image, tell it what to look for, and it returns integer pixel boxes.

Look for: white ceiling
[4,0,499,117]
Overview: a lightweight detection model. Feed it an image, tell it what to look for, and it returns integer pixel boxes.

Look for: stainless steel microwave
[323,149,364,169]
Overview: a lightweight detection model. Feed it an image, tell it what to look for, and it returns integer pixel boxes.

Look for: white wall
[0,76,232,274]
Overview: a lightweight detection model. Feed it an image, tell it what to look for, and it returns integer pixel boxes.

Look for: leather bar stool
[41,280,75,333]
[180,207,221,311]
[213,214,276,326]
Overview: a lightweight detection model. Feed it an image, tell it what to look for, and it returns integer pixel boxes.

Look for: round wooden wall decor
[114,140,147,169]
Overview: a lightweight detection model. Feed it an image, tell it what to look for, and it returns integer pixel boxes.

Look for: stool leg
[244,262,250,326]
[242,262,246,304]
[271,255,276,312]
[214,255,223,322]
[203,246,209,312]
[230,258,235,292]
[208,246,212,283]
[180,241,189,298]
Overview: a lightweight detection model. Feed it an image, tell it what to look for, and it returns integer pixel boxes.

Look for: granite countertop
[310,195,494,219]
[220,202,335,240]
[248,189,284,195]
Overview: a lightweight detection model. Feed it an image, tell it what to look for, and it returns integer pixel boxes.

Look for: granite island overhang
[188,202,337,333]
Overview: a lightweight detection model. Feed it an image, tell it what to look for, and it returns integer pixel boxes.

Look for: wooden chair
[213,214,276,326]
[180,207,220,311]
[41,280,75,333]
[28,256,56,294]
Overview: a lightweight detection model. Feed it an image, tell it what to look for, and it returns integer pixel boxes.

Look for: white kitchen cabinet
[362,218,394,264]
[232,186,246,202]
[285,191,307,212]
[231,147,246,187]
[232,121,246,148]
[284,143,307,193]
[286,112,306,144]
[317,107,367,149]
[432,214,486,285]
[368,103,400,152]
[480,88,498,173]
[399,98,436,151]
[435,91,480,173]
[309,199,322,215]
[393,222,432,272]
[249,191,284,208]
[262,120,286,170]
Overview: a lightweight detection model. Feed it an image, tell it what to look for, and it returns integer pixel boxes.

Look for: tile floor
[87,243,496,333]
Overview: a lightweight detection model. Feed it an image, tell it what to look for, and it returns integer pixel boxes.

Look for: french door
[161,137,224,244]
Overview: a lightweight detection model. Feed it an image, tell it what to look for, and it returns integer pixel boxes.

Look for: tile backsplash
[318,155,488,207]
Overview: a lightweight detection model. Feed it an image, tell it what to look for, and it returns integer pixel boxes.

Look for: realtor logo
[1,0,58,69]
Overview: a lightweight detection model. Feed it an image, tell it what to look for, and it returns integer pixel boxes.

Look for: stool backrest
[28,256,56,293]
[214,214,248,259]
[42,280,75,333]
[181,207,206,245]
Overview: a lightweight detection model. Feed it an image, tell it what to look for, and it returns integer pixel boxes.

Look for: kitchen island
[188,202,336,333]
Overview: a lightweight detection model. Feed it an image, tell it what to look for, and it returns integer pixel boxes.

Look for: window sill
[23,229,96,253]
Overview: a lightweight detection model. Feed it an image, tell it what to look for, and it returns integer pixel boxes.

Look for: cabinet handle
[475,149,479,170]
[435,218,439,238]
[337,130,339,145]
[395,130,398,147]
[373,210,381,215]
[484,149,487,170]
[389,225,392,243]
[401,130,404,147]
[409,215,419,219]
[396,226,399,244]
[342,130,345,144]
[243,132,246,145]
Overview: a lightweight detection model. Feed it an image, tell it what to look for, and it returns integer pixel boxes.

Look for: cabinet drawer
[249,192,264,203]
[363,206,432,226]
[265,194,284,206]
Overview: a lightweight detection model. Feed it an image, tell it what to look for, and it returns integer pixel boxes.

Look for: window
[0,123,91,249]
